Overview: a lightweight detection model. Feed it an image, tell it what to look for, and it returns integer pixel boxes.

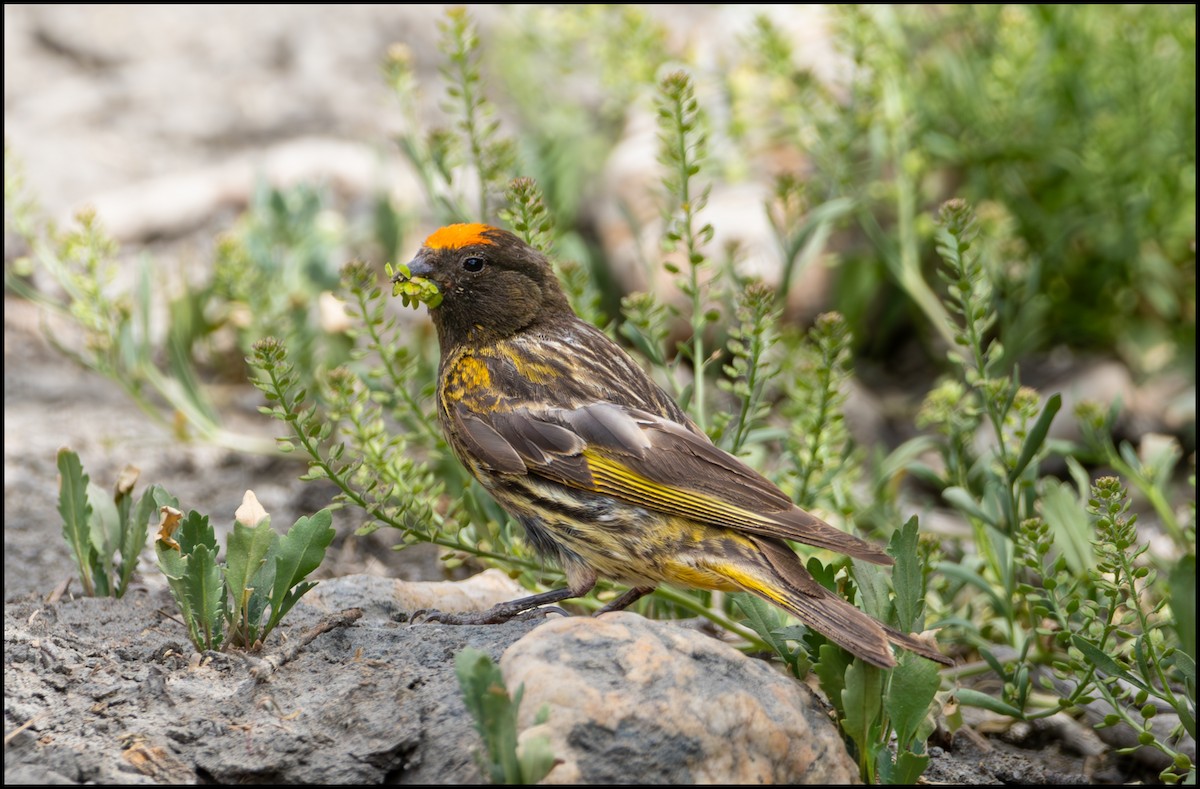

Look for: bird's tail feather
[711,536,950,668]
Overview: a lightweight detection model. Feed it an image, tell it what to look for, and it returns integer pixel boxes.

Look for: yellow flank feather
[662,559,740,591]
[424,223,496,250]
[704,561,788,606]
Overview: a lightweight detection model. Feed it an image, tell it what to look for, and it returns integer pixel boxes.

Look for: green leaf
[455,647,524,784]
[113,469,135,538]
[807,556,839,591]
[953,688,1025,717]
[1071,635,1147,691]
[517,733,556,784]
[177,511,218,556]
[815,643,851,721]
[733,593,786,653]
[676,381,694,414]
[184,542,226,651]
[942,486,996,526]
[886,651,940,748]
[1065,455,1092,499]
[935,561,1011,618]
[225,517,278,645]
[878,749,930,785]
[978,646,1009,680]
[265,509,335,634]
[984,480,1016,535]
[1038,479,1094,575]
[152,487,181,512]
[57,448,96,596]
[117,484,165,597]
[1168,554,1196,661]
[86,480,119,594]
[841,660,883,762]
[733,593,808,676]
[888,516,925,633]
[1009,393,1061,483]
[879,436,937,482]
[155,540,199,648]
[773,625,809,642]
[246,540,280,637]
[853,559,891,622]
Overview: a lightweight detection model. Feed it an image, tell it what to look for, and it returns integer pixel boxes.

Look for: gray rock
[3,579,539,784]
[501,612,859,784]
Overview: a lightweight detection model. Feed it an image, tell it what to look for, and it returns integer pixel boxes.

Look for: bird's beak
[390,253,443,309]
[391,253,434,284]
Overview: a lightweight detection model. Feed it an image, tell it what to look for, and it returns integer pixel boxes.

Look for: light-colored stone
[500,612,859,784]
[302,570,528,620]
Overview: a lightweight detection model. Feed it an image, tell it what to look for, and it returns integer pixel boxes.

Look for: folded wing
[452,400,893,565]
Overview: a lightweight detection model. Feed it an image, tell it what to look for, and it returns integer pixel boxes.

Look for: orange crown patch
[424,223,497,251]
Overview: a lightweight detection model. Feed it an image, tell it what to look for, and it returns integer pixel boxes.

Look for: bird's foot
[407,602,571,626]
[403,586,591,625]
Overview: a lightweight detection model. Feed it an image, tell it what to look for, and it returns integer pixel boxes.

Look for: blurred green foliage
[731,5,1195,375]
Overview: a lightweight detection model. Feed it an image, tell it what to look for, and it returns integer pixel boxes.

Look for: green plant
[385,8,514,227]
[917,199,1063,651]
[154,491,335,652]
[4,146,355,453]
[1006,478,1195,783]
[455,648,555,784]
[56,448,167,597]
[912,199,1194,781]
[732,6,1195,372]
[1075,399,1186,546]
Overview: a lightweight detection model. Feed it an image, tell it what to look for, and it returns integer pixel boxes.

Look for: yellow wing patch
[424,223,497,250]
[582,449,770,531]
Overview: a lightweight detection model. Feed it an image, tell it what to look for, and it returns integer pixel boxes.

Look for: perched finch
[392,223,946,668]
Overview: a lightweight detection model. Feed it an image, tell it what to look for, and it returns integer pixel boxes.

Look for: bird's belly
[487,476,741,591]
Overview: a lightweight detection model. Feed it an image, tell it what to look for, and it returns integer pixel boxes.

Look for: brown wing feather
[454,408,526,474]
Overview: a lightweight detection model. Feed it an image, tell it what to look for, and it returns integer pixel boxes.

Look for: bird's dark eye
[462,256,486,273]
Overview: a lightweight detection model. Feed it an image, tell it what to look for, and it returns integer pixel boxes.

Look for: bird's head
[391,223,571,347]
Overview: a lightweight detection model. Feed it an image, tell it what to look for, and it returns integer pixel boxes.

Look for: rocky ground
[4,5,1191,785]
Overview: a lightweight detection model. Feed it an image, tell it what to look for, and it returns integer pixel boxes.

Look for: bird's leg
[412,587,578,625]
[411,567,599,625]
[595,585,655,615]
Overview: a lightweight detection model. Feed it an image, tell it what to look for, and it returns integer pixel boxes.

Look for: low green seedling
[455,647,556,785]
[154,491,335,652]
[56,447,169,597]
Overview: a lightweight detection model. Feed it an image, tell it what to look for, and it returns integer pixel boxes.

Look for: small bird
[392,223,947,668]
